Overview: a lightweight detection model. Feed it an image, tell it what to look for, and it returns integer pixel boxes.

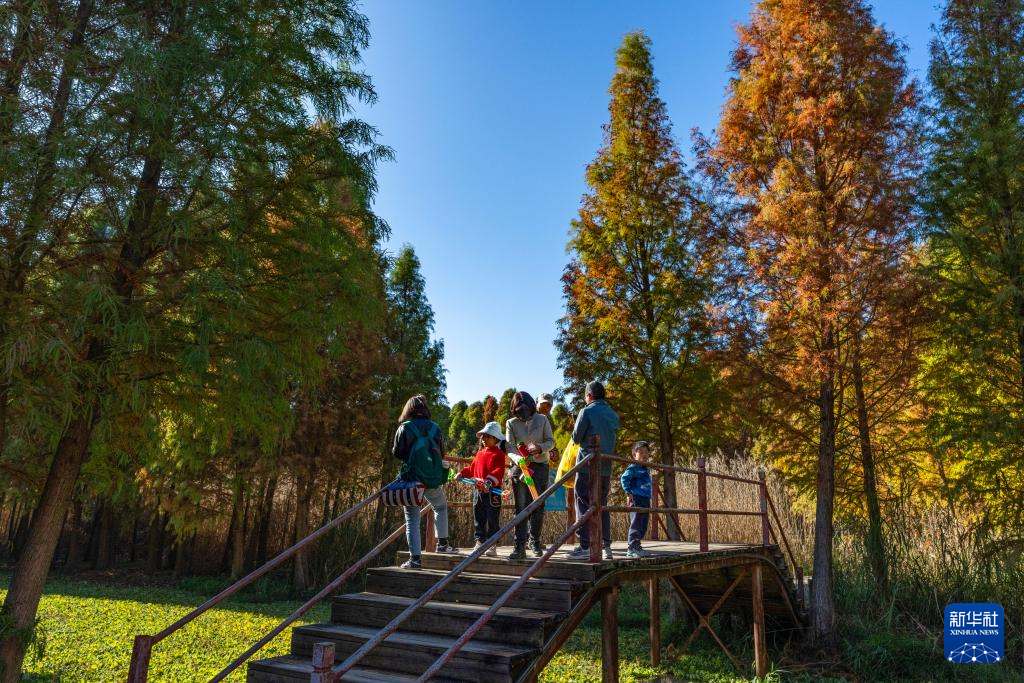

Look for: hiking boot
[401,557,421,570]
[565,545,590,561]
[603,545,614,561]
[530,543,545,558]
[508,545,527,560]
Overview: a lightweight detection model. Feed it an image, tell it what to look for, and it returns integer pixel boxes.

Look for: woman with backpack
[393,395,457,569]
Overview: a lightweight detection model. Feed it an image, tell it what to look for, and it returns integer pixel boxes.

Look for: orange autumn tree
[702,0,920,642]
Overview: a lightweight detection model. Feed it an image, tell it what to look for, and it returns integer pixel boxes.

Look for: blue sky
[354,1,942,406]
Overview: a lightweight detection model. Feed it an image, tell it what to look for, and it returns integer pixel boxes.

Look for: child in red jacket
[460,421,507,556]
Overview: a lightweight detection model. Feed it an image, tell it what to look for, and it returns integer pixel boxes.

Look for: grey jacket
[571,399,620,476]
[505,413,555,464]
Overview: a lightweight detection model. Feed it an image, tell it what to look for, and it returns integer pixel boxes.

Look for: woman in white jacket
[504,391,555,559]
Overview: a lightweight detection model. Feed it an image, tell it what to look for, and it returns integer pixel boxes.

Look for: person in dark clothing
[621,441,654,558]
[505,391,555,559]
[565,381,620,561]
[392,395,455,569]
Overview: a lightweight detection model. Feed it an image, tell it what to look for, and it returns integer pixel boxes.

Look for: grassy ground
[3,571,1019,682]
[4,572,770,683]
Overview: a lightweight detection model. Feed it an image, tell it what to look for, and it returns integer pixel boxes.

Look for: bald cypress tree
[0,1,389,676]
[557,32,718,539]
[922,0,1024,532]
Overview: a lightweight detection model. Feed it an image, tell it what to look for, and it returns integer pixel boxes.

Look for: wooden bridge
[127,444,807,682]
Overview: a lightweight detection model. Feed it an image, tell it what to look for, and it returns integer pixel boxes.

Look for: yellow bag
[555,440,580,489]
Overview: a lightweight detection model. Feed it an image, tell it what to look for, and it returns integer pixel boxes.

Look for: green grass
[1,574,329,682]
[3,571,1018,682]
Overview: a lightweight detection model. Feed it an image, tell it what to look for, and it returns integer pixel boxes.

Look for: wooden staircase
[246,542,805,683]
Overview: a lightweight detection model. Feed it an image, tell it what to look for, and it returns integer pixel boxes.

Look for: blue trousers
[628,495,650,549]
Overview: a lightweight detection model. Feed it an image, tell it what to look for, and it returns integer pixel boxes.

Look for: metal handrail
[415,508,596,681]
[209,516,413,682]
[330,451,598,679]
[765,491,803,594]
[126,485,388,682]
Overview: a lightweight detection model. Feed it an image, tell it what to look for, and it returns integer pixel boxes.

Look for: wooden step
[246,655,426,682]
[365,567,581,612]
[399,550,598,582]
[331,592,561,648]
[291,622,535,683]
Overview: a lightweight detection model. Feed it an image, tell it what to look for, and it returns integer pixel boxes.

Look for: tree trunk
[653,382,682,541]
[291,476,314,592]
[94,501,114,571]
[146,509,165,573]
[0,406,95,682]
[173,531,191,579]
[254,475,277,568]
[852,338,886,587]
[811,357,837,645]
[230,474,247,581]
[63,497,83,572]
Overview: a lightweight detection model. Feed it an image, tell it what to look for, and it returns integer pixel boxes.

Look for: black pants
[574,468,611,548]
[473,490,502,543]
[511,462,549,548]
[628,495,650,549]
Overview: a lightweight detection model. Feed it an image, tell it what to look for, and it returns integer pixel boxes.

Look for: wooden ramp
[247,541,806,682]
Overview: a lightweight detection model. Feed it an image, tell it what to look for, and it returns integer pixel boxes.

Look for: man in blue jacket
[565,381,619,561]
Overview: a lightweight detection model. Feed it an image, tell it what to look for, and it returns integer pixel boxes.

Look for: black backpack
[400,421,446,488]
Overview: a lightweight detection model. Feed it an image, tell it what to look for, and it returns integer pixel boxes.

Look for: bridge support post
[648,578,661,666]
[127,634,153,683]
[650,471,660,541]
[588,435,603,564]
[751,564,768,678]
[696,457,709,551]
[758,469,770,547]
[601,585,620,683]
[311,641,337,683]
[425,513,436,553]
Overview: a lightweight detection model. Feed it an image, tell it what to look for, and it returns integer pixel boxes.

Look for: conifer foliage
[704,0,921,642]
[557,32,717,538]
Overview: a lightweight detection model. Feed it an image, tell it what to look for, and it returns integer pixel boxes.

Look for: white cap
[537,393,554,406]
[476,421,504,441]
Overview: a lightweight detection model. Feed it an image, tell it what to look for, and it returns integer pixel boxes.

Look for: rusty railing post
[650,470,660,541]
[566,487,576,530]
[648,577,661,666]
[588,434,603,564]
[758,468,770,547]
[751,563,768,678]
[311,641,337,683]
[425,507,436,552]
[696,456,708,552]
[601,585,620,683]
[127,634,154,683]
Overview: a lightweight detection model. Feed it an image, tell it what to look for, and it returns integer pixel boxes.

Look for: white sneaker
[603,546,614,560]
[486,545,498,557]
[473,542,485,554]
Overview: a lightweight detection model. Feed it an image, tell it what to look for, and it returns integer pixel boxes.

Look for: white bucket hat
[476,421,504,441]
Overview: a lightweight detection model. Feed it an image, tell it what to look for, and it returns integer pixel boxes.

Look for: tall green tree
[382,245,446,415]
[0,1,388,677]
[557,31,718,539]
[922,0,1024,531]
[705,0,920,642]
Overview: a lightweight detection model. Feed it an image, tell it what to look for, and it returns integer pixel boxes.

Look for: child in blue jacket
[620,441,653,558]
